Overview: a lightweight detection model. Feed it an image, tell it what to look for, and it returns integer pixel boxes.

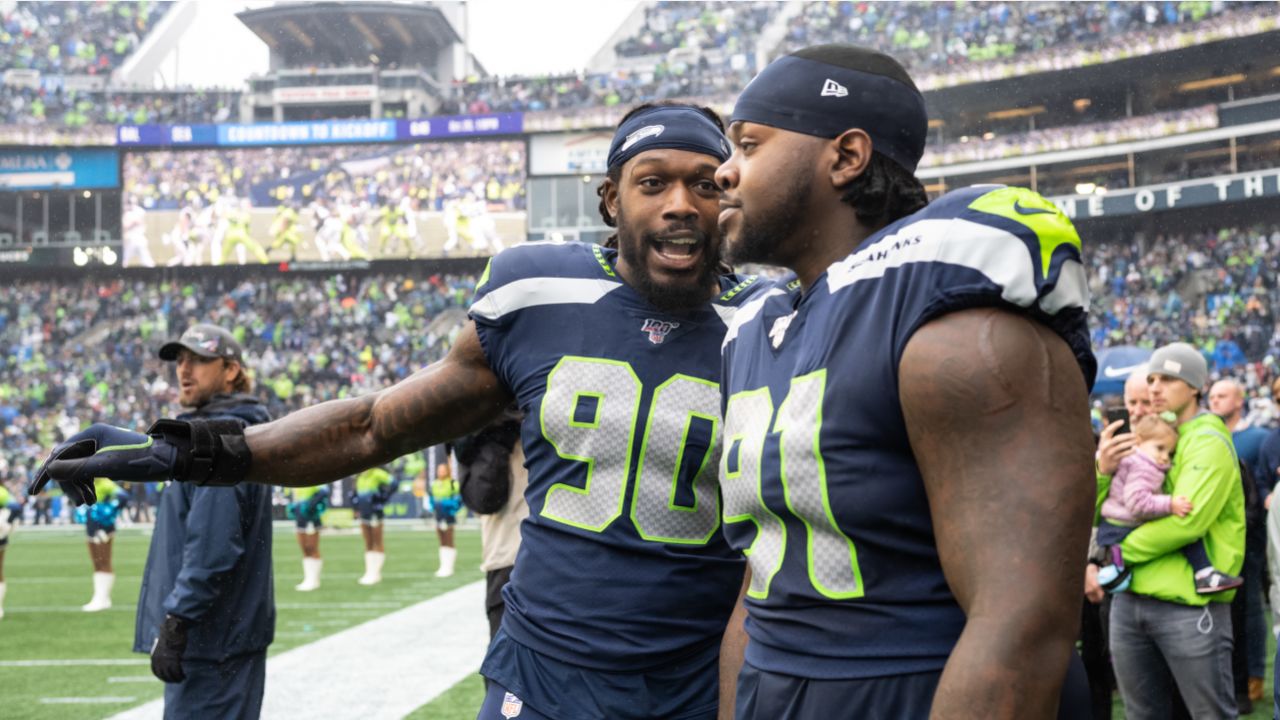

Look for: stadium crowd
[613,1,780,58]
[777,0,1247,75]
[1088,225,1280,406]
[3,0,1270,150]
[0,271,478,504]
[123,140,527,212]
[0,0,170,76]
[0,86,239,128]
[2,221,1280,492]
[920,105,1219,168]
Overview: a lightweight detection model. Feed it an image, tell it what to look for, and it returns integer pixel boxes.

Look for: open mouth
[650,231,703,270]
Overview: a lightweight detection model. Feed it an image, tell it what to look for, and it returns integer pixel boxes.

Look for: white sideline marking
[108,677,159,684]
[0,659,148,667]
[108,581,488,720]
[41,696,136,704]
[274,601,402,609]
[4,605,137,613]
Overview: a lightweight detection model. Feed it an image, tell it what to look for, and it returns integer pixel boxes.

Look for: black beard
[726,170,811,267]
[616,205,720,314]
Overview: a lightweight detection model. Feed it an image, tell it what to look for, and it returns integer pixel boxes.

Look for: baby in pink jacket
[1097,414,1242,594]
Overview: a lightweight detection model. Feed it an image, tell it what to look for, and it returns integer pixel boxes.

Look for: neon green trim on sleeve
[967,186,1082,277]
[475,258,493,291]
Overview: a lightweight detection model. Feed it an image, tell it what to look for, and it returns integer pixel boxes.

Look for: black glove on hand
[151,614,191,683]
[30,419,253,505]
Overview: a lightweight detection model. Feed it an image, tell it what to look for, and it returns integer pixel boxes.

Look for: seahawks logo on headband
[620,124,665,153]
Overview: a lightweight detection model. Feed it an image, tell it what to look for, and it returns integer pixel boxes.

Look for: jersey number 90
[538,356,722,545]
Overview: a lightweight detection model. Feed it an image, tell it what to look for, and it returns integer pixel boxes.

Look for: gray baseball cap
[1147,342,1207,390]
[159,324,244,363]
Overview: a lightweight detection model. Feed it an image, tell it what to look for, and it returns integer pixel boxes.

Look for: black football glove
[151,614,191,683]
[30,419,252,506]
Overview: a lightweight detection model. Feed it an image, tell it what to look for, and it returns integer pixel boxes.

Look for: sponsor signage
[398,112,523,139]
[1050,168,1280,219]
[118,123,219,146]
[530,131,612,175]
[118,113,524,148]
[272,85,378,104]
[0,149,118,190]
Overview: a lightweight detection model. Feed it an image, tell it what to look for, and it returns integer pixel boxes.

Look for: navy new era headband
[730,53,928,173]
[607,106,731,171]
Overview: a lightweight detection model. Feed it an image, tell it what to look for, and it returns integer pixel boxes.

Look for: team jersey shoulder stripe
[471,276,623,320]
[826,216,1088,312]
[590,243,618,278]
[723,287,788,348]
[710,275,768,327]
[965,186,1083,279]
[718,275,760,303]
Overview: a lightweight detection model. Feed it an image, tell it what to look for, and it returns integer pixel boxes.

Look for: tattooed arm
[245,322,512,487]
[899,308,1093,720]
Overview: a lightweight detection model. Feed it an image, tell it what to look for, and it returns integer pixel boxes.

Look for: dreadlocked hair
[839,151,929,228]
[596,101,726,248]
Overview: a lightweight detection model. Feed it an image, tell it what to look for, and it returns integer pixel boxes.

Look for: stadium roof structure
[237,2,462,70]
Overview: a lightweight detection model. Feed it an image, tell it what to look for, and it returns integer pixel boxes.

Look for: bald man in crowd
[1208,378,1269,705]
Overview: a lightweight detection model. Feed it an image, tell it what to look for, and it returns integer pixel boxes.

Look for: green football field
[0,522,488,720]
[2,523,1275,719]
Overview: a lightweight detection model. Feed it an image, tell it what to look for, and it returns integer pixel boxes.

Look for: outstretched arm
[246,322,512,486]
[899,307,1093,720]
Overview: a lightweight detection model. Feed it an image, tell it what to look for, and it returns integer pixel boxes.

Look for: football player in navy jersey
[713,45,1097,718]
[34,102,767,720]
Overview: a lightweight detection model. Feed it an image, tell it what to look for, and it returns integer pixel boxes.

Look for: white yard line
[108,677,160,684]
[0,659,149,667]
[41,696,137,704]
[107,580,488,720]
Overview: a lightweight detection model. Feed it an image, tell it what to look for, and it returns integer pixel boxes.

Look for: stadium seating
[0,1,171,75]
[1087,225,1280,383]
[777,0,1246,76]
[2,0,1268,149]
[0,272,477,489]
[5,222,1280,490]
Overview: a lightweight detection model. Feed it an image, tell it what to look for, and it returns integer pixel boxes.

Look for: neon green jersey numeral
[774,370,863,599]
[721,388,786,598]
[540,357,641,532]
[540,357,722,544]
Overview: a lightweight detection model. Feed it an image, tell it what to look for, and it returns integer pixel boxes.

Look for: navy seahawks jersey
[719,186,1095,680]
[470,240,764,671]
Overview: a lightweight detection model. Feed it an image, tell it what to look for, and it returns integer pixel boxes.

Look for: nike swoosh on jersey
[1013,199,1056,216]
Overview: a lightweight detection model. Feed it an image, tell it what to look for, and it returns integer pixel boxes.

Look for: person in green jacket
[1107,342,1245,720]
[352,465,398,586]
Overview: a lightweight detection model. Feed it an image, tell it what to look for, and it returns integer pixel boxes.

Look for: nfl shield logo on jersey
[501,692,523,718]
[641,318,679,344]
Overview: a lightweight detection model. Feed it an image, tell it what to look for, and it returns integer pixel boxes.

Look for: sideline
[106,581,488,720]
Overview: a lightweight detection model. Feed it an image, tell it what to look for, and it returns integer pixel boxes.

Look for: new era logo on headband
[821,79,848,98]
[620,124,665,153]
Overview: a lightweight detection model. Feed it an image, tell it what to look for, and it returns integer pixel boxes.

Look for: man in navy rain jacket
[133,324,275,719]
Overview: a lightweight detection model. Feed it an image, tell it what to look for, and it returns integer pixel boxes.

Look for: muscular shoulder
[899,307,1088,427]
[832,185,1094,389]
